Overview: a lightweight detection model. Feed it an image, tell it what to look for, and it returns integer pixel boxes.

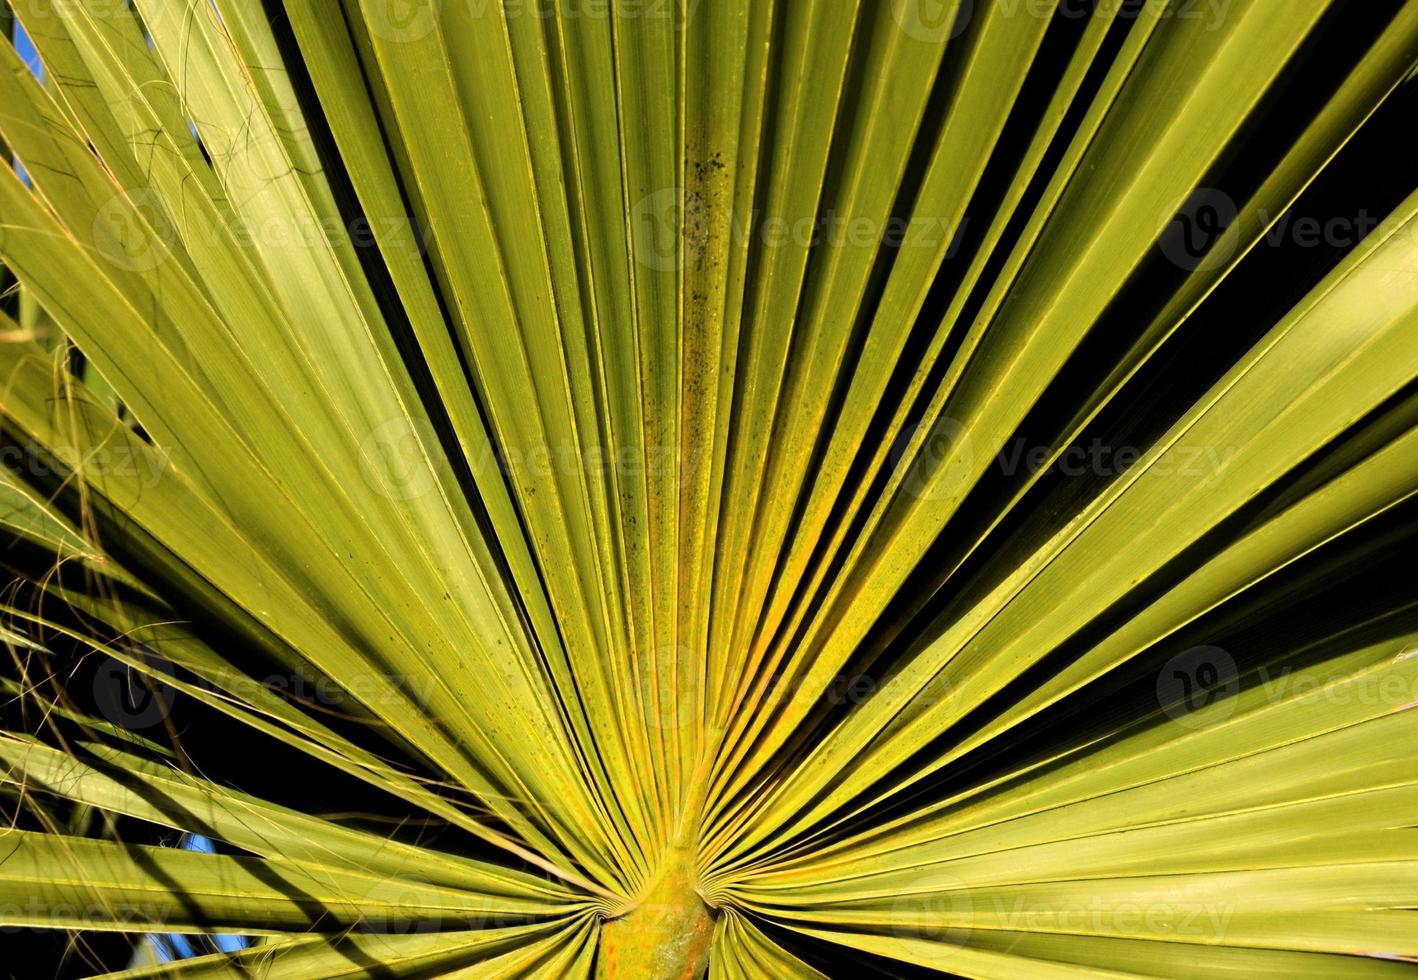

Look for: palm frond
[0,0,1415,976]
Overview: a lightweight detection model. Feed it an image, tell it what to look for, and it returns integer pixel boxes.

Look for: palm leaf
[0,0,1415,976]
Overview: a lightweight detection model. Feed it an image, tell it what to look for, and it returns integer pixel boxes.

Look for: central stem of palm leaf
[596,843,715,978]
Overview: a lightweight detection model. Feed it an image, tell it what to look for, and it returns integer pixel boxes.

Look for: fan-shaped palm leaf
[1,0,1416,976]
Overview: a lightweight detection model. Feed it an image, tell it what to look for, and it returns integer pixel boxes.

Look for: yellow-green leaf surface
[0,0,1414,976]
